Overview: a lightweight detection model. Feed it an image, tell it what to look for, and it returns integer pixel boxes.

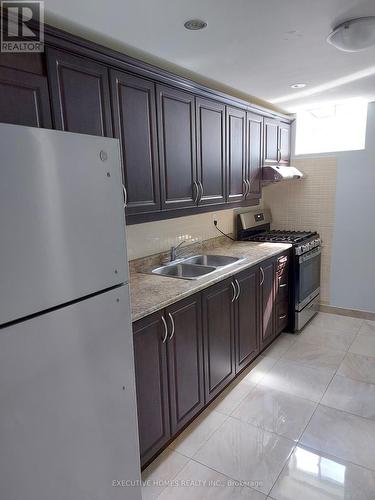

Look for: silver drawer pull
[168,312,175,341]
[235,279,241,300]
[260,267,264,286]
[231,281,236,302]
[279,314,287,320]
[161,315,168,343]
[279,283,288,288]
[193,181,199,204]
[198,180,204,202]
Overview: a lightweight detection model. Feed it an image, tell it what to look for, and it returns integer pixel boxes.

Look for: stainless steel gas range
[236,208,321,332]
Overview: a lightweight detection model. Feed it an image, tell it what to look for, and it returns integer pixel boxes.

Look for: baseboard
[319,303,375,321]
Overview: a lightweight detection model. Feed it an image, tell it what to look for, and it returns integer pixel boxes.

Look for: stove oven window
[298,250,321,306]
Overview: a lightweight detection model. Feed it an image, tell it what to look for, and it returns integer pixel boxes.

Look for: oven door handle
[299,247,321,264]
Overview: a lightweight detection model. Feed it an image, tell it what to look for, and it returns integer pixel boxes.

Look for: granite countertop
[129,240,292,322]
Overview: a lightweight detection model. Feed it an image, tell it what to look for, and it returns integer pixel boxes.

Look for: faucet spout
[170,240,187,261]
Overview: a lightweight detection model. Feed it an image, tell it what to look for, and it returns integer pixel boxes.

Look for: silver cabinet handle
[246,179,251,196]
[279,283,288,288]
[193,181,199,204]
[260,267,265,286]
[168,312,175,341]
[122,184,127,207]
[161,315,168,343]
[198,180,204,202]
[242,179,249,199]
[235,279,241,300]
[277,148,281,163]
[231,281,236,302]
[279,314,287,320]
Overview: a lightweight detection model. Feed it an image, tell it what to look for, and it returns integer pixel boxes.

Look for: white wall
[330,102,375,312]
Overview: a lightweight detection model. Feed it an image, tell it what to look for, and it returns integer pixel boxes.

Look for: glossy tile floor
[142,313,375,500]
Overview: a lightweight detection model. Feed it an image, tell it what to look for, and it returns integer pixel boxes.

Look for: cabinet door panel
[157,85,197,210]
[166,294,204,435]
[133,312,170,466]
[260,258,277,350]
[196,97,226,205]
[0,66,51,128]
[226,106,246,203]
[46,48,112,137]
[110,71,160,215]
[264,118,279,164]
[246,112,262,198]
[279,123,291,164]
[235,267,259,372]
[203,278,235,402]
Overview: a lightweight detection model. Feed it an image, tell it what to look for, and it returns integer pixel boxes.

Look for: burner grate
[244,229,317,244]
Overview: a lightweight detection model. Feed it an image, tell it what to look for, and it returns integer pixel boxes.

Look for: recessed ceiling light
[327,16,375,52]
[184,19,207,31]
[290,83,307,89]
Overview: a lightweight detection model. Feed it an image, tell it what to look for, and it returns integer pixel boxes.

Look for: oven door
[296,247,321,310]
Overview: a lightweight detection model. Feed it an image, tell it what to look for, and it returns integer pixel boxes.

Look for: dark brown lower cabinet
[166,294,204,435]
[133,253,289,466]
[259,257,277,350]
[202,278,235,402]
[234,266,259,373]
[275,252,290,335]
[133,293,204,466]
[133,312,170,466]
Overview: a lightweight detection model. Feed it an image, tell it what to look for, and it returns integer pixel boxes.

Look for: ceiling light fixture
[290,83,307,89]
[184,19,207,31]
[327,16,375,52]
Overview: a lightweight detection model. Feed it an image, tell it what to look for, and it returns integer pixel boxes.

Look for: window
[295,98,368,155]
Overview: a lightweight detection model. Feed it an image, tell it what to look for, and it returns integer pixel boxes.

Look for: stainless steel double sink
[152,254,246,280]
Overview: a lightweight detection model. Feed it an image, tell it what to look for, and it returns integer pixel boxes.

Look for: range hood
[262,165,304,184]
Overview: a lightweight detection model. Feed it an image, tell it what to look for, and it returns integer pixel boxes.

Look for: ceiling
[44,0,375,113]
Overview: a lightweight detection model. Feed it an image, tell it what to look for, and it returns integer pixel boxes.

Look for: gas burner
[245,230,317,245]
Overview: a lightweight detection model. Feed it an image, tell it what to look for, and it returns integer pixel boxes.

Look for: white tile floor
[142,313,375,500]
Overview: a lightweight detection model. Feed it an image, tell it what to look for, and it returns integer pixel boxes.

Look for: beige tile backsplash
[126,208,235,260]
[262,156,337,304]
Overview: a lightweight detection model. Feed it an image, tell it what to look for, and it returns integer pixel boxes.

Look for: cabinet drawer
[277,253,289,274]
[276,301,289,334]
[277,273,289,303]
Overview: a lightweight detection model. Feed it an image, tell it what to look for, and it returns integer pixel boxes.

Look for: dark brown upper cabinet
[246,112,263,199]
[46,48,113,137]
[278,122,291,164]
[0,66,52,128]
[166,294,204,435]
[234,266,259,373]
[264,117,291,166]
[202,278,235,402]
[226,106,247,203]
[156,85,198,210]
[264,117,279,164]
[195,97,226,206]
[259,257,277,351]
[110,71,161,215]
[133,312,171,467]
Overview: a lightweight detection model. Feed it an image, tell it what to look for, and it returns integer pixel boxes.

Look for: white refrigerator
[0,123,142,499]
